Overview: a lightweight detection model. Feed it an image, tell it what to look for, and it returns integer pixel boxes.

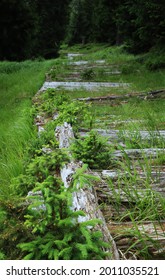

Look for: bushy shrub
[71,130,113,169]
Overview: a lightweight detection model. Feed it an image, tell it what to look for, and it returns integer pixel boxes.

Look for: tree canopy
[0,0,164,60]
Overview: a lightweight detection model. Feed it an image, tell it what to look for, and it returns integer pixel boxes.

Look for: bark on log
[55,122,119,259]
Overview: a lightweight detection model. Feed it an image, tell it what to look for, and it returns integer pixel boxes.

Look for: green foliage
[1,0,164,59]
[56,101,92,130]
[81,68,95,80]
[0,0,38,60]
[70,164,100,191]
[0,252,6,260]
[0,59,54,191]
[143,48,165,71]
[71,130,113,169]
[18,174,109,260]
[0,196,30,259]
[26,149,69,180]
[0,0,69,60]
[0,84,108,260]
[35,90,70,117]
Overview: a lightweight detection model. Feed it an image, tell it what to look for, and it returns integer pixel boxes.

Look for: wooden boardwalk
[37,52,165,259]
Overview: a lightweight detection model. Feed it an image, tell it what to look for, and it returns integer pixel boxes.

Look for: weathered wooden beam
[112,148,165,159]
[100,169,165,183]
[95,181,165,203]
[76,89,165,101]
[55,122,119,259]
[79,129,165,141]
[107,221,165,258]
[40,81,129,92]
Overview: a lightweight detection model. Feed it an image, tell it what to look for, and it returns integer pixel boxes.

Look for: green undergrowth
[0,44,165,260]
[89,98,165,131]
[0,88,112,260]
[71,130,115,169]
[52,44,165,93]
[0,59,55,189]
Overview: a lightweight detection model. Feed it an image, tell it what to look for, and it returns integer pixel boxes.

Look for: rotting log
[79,129,165,141]
[55,122,119,260]
[95,180,165,203]
[100,169,165,183]
[40,81,129,92]
[112,148,165,159]
[107,221,165,258]
[96,186,165,203]
[76,89,165,102]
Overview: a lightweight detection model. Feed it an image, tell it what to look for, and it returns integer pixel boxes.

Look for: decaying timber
[100,169,165,183]
[55,122,119,259]
[112,148,165,159]
[76,89,165,102]
[40,81,129,92]
[107,221,165,258]
[80,129,165,141]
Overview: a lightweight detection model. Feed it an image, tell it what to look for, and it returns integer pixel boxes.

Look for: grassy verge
[0,59,55,191]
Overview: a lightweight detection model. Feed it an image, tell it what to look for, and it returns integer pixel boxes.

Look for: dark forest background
[0,0,165,61]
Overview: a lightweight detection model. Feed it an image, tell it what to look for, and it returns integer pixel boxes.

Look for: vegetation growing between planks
[0,44,164,260]
[0,88,111,260]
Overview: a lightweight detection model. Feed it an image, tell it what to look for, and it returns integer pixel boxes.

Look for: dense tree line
[0,0,164,60]
[0,0,69,60]
[66,0,165,53]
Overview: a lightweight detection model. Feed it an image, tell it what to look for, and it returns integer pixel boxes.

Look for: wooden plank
[101,170,165,183]
[55,122,119,259]
[112,148,165,159]
[76,89,165,101]
[79,129,165,141]
[96,182,165,203]
[107,221,165,258]
[40,81,129,92]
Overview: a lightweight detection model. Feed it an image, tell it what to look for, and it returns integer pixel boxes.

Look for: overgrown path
[35,47,165,260]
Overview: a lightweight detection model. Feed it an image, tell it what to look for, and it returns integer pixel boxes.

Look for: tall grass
[0,59,54,193]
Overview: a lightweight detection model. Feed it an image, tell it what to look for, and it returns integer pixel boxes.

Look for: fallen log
[96,186,165,203]
[112,148,165,159]
[55,122,119,259]
[77,94,131,102]
[68,60,106,66]
[101,169,165,183]
[95,179,165,202]
[107,221,165,258]
[40,81,129,92]
[76,89,165,102]
[79,129,165,142]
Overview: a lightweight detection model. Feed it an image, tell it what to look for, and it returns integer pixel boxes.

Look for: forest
[0,0,165,61]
